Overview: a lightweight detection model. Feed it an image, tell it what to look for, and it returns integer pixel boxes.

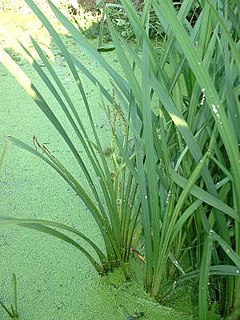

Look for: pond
[0,5,193,320]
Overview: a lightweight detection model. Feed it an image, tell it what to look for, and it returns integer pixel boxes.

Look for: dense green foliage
[0,0,239,319]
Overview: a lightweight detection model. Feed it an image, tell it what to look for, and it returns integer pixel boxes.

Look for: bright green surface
[0,10,192,320]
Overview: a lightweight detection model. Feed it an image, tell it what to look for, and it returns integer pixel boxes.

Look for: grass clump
[0,0,239,319]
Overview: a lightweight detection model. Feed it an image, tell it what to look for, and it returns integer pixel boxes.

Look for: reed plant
[0,0,140,279]
[0,0,239,319]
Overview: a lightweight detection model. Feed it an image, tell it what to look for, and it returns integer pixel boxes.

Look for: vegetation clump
[0,0,239,319]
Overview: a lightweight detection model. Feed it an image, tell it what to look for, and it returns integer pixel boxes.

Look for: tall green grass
[0,0,140,279]
[0,0,239,319]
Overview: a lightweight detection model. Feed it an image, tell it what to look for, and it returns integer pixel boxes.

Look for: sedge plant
[111,0,240,318]
[0,0,240,319]
[0,0,140,279]
[0,273,19,319]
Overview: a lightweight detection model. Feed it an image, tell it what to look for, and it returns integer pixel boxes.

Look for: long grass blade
[199,231,213,320]
[0,216,107,273]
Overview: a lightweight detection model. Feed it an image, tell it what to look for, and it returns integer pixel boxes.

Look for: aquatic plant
[0,273,19,319]
[106,1,240,318]
[0,0,239,319]
[0,0,140,279]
